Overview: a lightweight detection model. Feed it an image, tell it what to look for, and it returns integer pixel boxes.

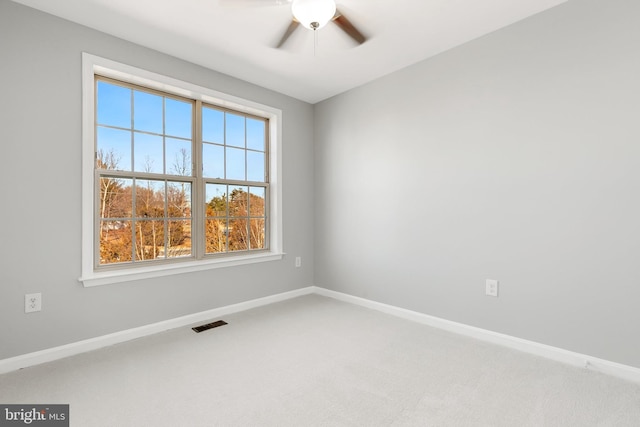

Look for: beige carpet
[1,295,639,426]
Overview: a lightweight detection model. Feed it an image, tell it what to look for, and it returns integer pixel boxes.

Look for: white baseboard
[312,287,640,384]
[0,286,315,375]
[3,285,639,385]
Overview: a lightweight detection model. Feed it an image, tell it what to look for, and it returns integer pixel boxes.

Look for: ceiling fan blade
[332,10,366,45]
[276,20,300,48]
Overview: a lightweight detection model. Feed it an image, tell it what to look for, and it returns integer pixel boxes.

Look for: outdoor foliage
[98,150,265,265]
[98,149,192,264]
[205,188,266,254]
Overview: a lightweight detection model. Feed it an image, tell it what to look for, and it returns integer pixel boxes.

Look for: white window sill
[79,252,284,287]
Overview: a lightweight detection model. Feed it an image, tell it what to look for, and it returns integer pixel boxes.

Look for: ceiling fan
[222,0,367,48]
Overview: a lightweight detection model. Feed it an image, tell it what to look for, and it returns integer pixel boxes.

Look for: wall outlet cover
[485,279,499,297]
[25,293,42,313]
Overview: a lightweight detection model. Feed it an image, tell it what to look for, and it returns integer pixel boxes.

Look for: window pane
[206,184,227,217]
[165,98,192,139]
[205,218,227,253]
[226,147,245,180]
[100,220,133,264]
[229,218,248,251]
[167,181,191,218]
[135,180,165,218]
[134,133,163,173]
[134,219,165,261]
[246,118,265,151]
[226,113,245,148]
[97,81,131,129]
[100,177,133,218]
[166,138,192,176]
[167,219,192,258]
[134,90,163,134]
[97,127,131,171]
[202,107,224,144]
[202,143,224,179]
[249,187,266,217]
[249,219,265,250]
[247,151,265,182]
[229,186,248,217]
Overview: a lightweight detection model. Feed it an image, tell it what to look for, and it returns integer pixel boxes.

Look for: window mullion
[162,97,168,260]
[164,180,168,260]
[194,100,204,260]
[132,178,137,262]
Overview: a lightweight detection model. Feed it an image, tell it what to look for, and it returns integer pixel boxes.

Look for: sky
[96,79,266,187]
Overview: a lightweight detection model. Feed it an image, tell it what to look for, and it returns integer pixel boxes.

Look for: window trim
[80,53,283,287]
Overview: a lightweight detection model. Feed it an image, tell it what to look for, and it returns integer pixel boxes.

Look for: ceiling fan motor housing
[291,0,337,30]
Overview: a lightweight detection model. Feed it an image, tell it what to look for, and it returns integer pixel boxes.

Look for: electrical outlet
[295,257,302,268]
[485,280,499,297]
[25,293,42,313]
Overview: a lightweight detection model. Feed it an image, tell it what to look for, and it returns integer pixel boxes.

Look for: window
[81,54,282,286]
[96,79,196,265]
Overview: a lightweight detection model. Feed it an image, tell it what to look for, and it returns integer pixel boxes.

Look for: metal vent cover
[192,320,228,333]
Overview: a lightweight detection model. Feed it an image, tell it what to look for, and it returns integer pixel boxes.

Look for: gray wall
[315,0,640,368]
[0,0,314,359]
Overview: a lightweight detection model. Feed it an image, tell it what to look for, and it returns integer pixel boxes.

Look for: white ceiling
[12,0,568,104]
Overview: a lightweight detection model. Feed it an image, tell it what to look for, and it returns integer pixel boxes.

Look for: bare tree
[171,148,191,177]
[97,149,122,221]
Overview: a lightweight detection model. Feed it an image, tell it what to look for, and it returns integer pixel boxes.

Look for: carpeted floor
[1,294,639,426]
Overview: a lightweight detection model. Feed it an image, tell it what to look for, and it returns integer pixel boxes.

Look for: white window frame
[80,53,283,287]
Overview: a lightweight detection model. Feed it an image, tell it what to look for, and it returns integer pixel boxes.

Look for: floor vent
[192,320,228,333]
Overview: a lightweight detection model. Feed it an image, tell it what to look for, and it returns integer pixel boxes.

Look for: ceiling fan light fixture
[291,0,337,30]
